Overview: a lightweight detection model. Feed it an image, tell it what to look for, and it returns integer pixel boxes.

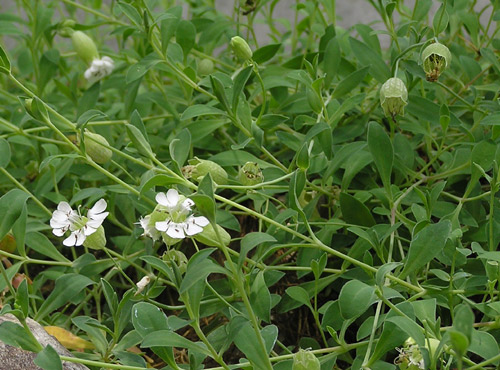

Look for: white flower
[84,56,114,84]
[139,189,209,241]
[138,215,161,241]
[134,275,151,296]
[50,199,109,247]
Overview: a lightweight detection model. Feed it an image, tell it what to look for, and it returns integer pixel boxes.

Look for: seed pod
[83,225,106,249]
[0,233,16,253]
[421,42,451,82]
[238,162,264,186]
[198,58,214,76]
[71,31,99,65]
[380,77,408,119]
[292,349,320,370]
[230,36,253,61]
[83,131,113,164]
[183,157,228,185]
[194,223,231,247]
[486,260,500,281]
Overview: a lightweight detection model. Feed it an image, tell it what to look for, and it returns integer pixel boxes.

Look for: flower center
[69,215,88,231]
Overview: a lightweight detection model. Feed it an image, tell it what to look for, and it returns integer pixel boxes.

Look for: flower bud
[238,162,263,186]
[198,58,214,76]
[230,36,253,61]
[71,31,99,65]
[163,249,188,274]
[0,233,16,253]
[83,225,106,249]
[194,223,231,247]
[421,42,451,82]
[183,157,228,185]
[58,20,76,38]
[292,349,320,370]
[83,131,113,164]
[380,77,408,119]
[134,276,151,296]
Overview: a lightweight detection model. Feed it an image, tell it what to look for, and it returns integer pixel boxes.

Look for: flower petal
[184,222,203,236]
[165,189,179,207]
[155,220,171,232]
[193,216,209,227]
[63,232,77,246]
[166,223,185,239]
[155,192,169,207]
[57,201,73,214]
[88,199,107,217]
[52,227,66,237]
[74,230,86,246]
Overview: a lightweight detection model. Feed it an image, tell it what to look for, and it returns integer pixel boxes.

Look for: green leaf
[252,43,281,64]
[400,220,451,278]
[181,105,225,120]
[72,316,108,355]
[479,112,500,126]
[179,248,226,294]
[286,286,312,310]
[0,189,30,242]
[169,128,191,168]
[339,280,375,319]
[139,174,184,196]
[238,232,276,268]
[0,44,11,73]
[176,20,196,57]
[433,3,449,34]
[190,193,216,224]
[77,82,100,118]
[331,66,369,99]
[339,192,376,227]
[76,109,107,128]
[141,330,210,356]
[323,37,341,86]
[101,278,118,317]
[250,271,271,322]
[232,66,253,112]
[367,121,393,192]
[386,316,425,346]
[126,54,163,84]
[35,273,96,320]
[453,304,473,341]
[15,279,29,318]
[117,1,143,28]
[34,344,62,370]
[210,75,231,114]
[0,138,11,167]
[160,14,179,53]
[232,317,273,369]
[469,330,499,363]
[375,262,402,287]
[349,38,390,83]
[126,124,154,158]
[25,232,70,263]
[132,302,169,337]
[0,321,40,352]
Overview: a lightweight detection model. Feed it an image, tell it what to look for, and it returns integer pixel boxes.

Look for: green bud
[83,131,113,164]
[198,58,214,76]
[0,233,16,253]
[83,225,106,249]
[58,20,76,37]
[162,249,188,274]
[380,77,408,119]
[183,157,228,185]
[421,42,451,82]
[24,98,33,115]
[194,223,231,247]
[292,349,320,370]
[230,36,253,61]
[238,162,264,186]
[71,31,99,65]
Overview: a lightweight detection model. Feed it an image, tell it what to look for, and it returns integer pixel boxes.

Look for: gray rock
[0,314,88,370]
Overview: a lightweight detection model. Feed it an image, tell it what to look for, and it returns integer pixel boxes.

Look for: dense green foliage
[0,0,500,369]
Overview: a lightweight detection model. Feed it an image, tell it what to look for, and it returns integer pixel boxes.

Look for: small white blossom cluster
[84,56,114,84]
[395,338,425,369]
[50,199,109,247]
[139,189,209,242]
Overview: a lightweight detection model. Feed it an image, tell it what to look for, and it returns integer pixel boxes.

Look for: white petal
[84,68,92,80]
[155,192,169,207]
[51,210,69,222]
[86,217,105,229]
[63,233,77,246]
[50,219,70,229]
[165,189,179,207]
[102,56,114,64]
[181,198,194,211]
[166,223,185,239]
[88,199,107,217]
[193,216,209,227]
[57,202,73,214]
[74,230,86,246]
[184,222,203,236]
[89,212,109,224]
[155,220,171,232]
[52,227,66,237]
